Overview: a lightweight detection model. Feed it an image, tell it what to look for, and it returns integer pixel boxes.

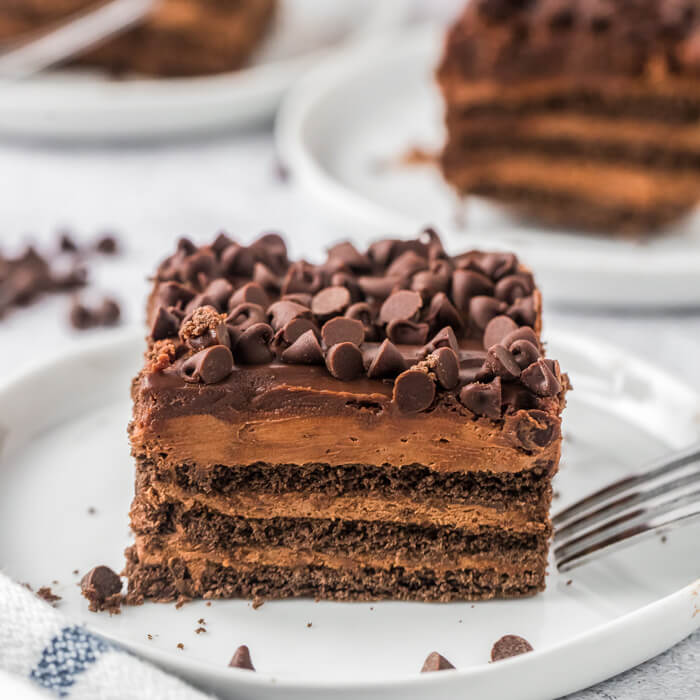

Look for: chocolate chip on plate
[229,645,255,670]
[80,565,122,613]
[421,651,455,673]
[490,635,533,662]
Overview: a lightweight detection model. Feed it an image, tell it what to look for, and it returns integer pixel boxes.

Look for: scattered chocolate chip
[221,244,254,277]
[229,282,269,309]
[495,274,533,304]
[282,330,324,365]
[80,565,122,613]
[426,292,463,331]
[483,315,519,349]
[367,339,407,379]
[281,317,319,345]
[379,290,422,324]
[283,292,312,307]
[322,317,365,347]
[421,651,455,672]
[325,342,364,381]
[177,643,184,650]
[268,300,311,331]
[156,281,195,310]
[501,326,540,351]
[327,241,372,272]
[429,347,460,389]
[59,233,79,253]
[469,296,507,330]
[180,249,218,287]
[211,232,233,255]
[358,275,400,301]
[95,234,119,255]
[234,323,274,365]
[507,295,536,327]
[482,345,521,380]
[490,635,533,662]
[252,233,288,273]
[423,326,459,355]
[510,339,540,369]
[393,369,435,413]
[195,627,206,634]
[226,302,267,333]
[459,377,502,418]
[229,645,255,670]
[282,261,323,295]
[411,270,448,299]
[478,252,517,280]
[311,285,351,319]
[96,298,121,326]
[181,345,234,383]
[252,262,281,294]
[36,586,61,606]
[69,301,94,330]
[452,269,494,311]
[203,278,234,310]
[520,358,562,396]
[386,319,430,345]
[386,250,428,278]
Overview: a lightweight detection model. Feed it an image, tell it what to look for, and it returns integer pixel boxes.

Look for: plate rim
[1,326,699,696]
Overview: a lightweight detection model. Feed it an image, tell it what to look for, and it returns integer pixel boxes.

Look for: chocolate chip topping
[226,303,267,333]
[429,347,460,389]
[510,339,541,369]
[421,651,456,673]
[520,358,562,396]
[393,369,436,413]
[268,300,311,332]
[80,565,122,613]
[423,326,459,355]
[483,315,519,350]
[379,290,422,324]
[482,345,522,380]
[326,342,364,381]
[452,269,494,311]
[470,296,507,330]
[367,339,407,379]
[386,319,430,346]
[460,377,502,419]
[311,285,352,319]
[490,635,533,662]
[181,345,234,384]
[322,317,365,347]
[282,330,324,365]
[234,323,274,365]
[229,645,255,670]
[150,306,181,341]
[229,282,269,309]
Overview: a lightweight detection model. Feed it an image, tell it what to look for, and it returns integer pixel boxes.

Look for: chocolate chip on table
[311,285,351,319]
[459,377,502,419]
[69,301,95,330]
[386,319,429,345]
[95,234,119,255]
[490,635,533,662]
[379,290,422,324]
[483,314,519,349]
[80,565,122,613]
[367,339,407,379]
[181,345,234,384]
[421,651,455,672]
[429,347,460,389]
[325,342,364,381]
[59,233,79,253]
[96,298,121,326]
[234,323,274,365]
[229,645,255,671]
[393,368,435,413]
[321,316,365,347]
[282,330,324,365]
[520,358,562,396]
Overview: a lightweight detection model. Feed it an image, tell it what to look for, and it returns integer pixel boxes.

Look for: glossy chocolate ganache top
[139,230,568,434]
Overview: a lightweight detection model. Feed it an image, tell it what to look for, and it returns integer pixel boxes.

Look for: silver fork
[0,0,154,80]
[553,441,700,572]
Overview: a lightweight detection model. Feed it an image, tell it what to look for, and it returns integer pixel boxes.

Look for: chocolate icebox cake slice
[437,0,700,233]
[126,230,569,604]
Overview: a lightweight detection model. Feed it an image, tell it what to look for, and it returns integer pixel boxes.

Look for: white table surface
[0,127,698,698]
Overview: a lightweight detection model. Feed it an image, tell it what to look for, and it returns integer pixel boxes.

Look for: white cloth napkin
[0,572,211,699]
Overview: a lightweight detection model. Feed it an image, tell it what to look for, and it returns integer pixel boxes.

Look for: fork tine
[554,469,700,540]
[552,441,700,528]
[554,486,700,565]
[556,508,700,572]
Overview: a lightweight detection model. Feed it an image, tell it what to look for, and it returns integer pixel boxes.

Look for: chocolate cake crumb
[198,618,206,625]
[206,601,212,607]
[72,569,79,575]
[36,586,61,606]
[229,645,255,670]
[306,622,312,628]
[252,597,264,610]
[421,651,455,672]
[177,643,184,650]
[195,627,206,634]
[80,565,122,613]
[491,634,533,662]
[147,634,153,640]
[21,582,33,591]
[566,579,572,586]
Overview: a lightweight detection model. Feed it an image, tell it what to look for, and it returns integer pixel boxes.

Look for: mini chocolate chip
[367,339,407,379]
[469,296,507,330]
[424,326,459,355]
[282,330,324,365]
[421,651,455,673]
[482,345,521,380]
[267,300,311,331]
[494,274,533,304]
[379,290,422,324]
[430,347,460,389]
[386,250,428,278]
[452,269,494,312]
[327,241,372,272]
[181,345,234,383]
[325,342,364,381]
[234,323,274,365]
[459,377,502,419]
[386,319,430,345]
[510,339,540,369]
[322,317,365,347]
[229,282,269,310]
[501,326,540,351]
[281,317,319,345]
[282,262,323,295]
[150,306,181,340]
[80,565,122,612]
[311,286,351,319]
[69,302,95,330]
[156,281,195,310]
[221,243,254,277]
[478,252,517,280]
[252,262,281,294]
[491,635,533,662]
[95,234,118,255]
[358,275,400,301]
[97,298,121,326]
[393,369,435,413]
[426,292,463,331]
[203,278,234,311]
[411,270,448,299]
[483,315,519,349]
[520,358,562,396]
[226,303,267,332]
[506,295,537,327]
[229,645,255,671]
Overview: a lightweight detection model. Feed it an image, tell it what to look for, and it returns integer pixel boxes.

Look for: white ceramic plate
[276,25,700,308]
[0,0,407,141]
[0,330,698,700]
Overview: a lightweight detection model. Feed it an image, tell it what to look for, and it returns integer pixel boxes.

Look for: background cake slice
[437,0,700,233]
[126,230,569,604]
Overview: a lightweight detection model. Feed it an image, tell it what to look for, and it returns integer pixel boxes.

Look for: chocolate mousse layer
[125,230,568,604]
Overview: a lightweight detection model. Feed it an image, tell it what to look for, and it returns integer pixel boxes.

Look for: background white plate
[0,330,698,699]
[0,0,407,142]
[276,25,700,309]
